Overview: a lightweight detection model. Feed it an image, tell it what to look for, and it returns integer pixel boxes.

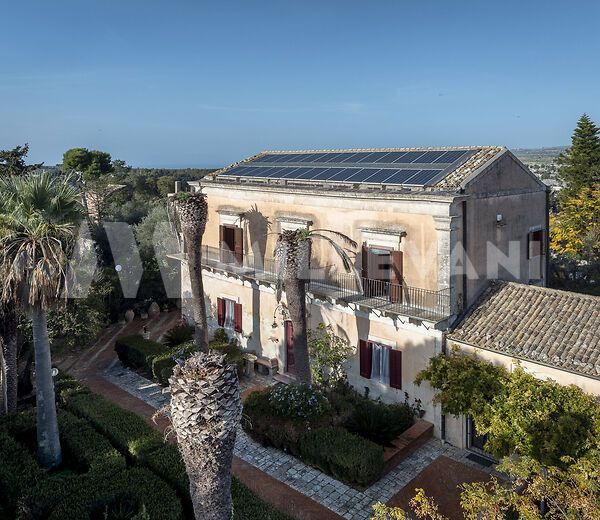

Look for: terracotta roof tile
[449,281,600,378]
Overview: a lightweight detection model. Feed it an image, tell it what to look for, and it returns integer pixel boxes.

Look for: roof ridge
[260,145,501,154]
[497,280,600,302]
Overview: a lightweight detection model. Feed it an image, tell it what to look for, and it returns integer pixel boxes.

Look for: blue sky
[1,1,599,167]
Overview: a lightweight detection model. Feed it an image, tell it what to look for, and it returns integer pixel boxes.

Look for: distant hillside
[513,146,566,183]
[514,146,566,165]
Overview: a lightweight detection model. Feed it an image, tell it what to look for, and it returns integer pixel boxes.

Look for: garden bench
[254,356,279,376]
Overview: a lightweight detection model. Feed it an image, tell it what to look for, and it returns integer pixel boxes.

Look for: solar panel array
[217,149,478,187]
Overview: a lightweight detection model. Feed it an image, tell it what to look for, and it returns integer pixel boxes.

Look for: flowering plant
[268,383,331,420]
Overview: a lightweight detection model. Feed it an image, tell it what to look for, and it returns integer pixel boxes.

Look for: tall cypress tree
[557,114,600,199]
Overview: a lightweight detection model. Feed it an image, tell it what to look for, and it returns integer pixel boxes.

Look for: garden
[0,373,291,520]
[242,381,421,488]
[115,325,244,386]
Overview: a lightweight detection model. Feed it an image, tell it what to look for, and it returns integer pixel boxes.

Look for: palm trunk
[185,230,209,352]
[169,352,242,520]
[31,304,62,469]
[0,305,18,414]
[284,273,311,383]
[175,194,209,353]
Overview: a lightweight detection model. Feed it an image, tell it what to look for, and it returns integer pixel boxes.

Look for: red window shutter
[234,303,242,333]
[233,227,244,264]
[359,340,372,379]
[217,297,225,327]
[389,349,402,389]
[219,225,225,250]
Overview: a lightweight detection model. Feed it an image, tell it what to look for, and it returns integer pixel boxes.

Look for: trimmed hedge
[299,427,384,487]
[63,391,165,458]
[151,342,197,386]
[0,431,43,514]
[58,410,126,474]
[345,400,414,446]
[115,335,169,374]
[48,467,183,520]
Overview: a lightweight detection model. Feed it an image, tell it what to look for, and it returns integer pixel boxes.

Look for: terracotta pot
[124,309,135,323]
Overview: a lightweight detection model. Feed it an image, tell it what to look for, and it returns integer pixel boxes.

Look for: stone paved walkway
[104,362,495,520]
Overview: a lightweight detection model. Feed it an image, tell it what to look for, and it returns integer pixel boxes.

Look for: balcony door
[219,224,243,265]
[362,244,403,303]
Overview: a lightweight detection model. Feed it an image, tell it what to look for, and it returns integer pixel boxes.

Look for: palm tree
[0,304,18,415]
[173,192,209,352]
[275,228,358,383]
[0,172,83,468]
[169,351,242,520]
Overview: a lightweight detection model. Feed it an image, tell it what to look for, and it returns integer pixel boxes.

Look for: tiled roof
[432,146,504,190]
[449,281,600,378]
[208,146,506,192]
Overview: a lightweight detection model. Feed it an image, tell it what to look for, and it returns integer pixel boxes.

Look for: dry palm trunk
[174,193,209,352]
[169,352,242,520]
[0,304,18,415]
[276,230,312,383]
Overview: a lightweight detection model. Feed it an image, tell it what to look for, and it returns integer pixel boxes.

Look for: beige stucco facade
[178,148,550,443]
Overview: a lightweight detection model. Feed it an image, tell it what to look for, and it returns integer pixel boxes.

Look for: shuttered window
[217,297,242,333]
[359,339,402,389]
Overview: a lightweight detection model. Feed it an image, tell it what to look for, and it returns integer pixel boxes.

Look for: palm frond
[310,233,363,292]
[309,229,358,249]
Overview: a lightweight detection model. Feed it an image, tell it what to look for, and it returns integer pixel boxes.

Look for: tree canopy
[0,144,42,176]
[416,351,600,466]
[62,147,114,180]
[557,114,600,198]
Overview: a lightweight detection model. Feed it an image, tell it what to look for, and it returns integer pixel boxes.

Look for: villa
[176,146,551,448]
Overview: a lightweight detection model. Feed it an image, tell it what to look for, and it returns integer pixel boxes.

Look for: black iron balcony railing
[200,245,451,322]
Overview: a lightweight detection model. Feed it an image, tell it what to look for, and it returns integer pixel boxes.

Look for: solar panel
[404,169,444,185]
[411,151,446,163]
[220,149,477,187]
[384,169,421,184]
[434,150,468,163]
[256,154,281,163]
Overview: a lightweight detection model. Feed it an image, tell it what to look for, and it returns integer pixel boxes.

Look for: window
[219,225,243,264]
[359,339,402,389]
[526,229,545,280]
[217,297,242,332]
[361,244,403,302]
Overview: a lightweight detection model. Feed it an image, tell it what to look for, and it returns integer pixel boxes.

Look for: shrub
[163,324,194,348]
[63,391,164,458]
[243,389,332,456]
[58,410,126,474]
[54,373,91,404]
[136,442,190,499]
[0,431,42,514]
[345,400,414,446]
[115,335,169,374]
[47,467,183,520]
[299,427,384,487]
[268,383,331,420]
[152,342,197,386]
[211,340,244,375]
[212,327,229,343]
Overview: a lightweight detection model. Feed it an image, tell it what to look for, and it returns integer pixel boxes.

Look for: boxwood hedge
[299,427,384,487]
[115,335,169,374]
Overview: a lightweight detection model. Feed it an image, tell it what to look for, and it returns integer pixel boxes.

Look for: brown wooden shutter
[219,225,225,250]
[389,251,403,304]
[359,339,372,379]
[217,297,225,327]
[234,303,242,332]
[389,349,402,389]
[361,243,369,279]
[234,227,244,265]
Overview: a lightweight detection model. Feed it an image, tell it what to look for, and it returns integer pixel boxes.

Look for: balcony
[200,245,451,322]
